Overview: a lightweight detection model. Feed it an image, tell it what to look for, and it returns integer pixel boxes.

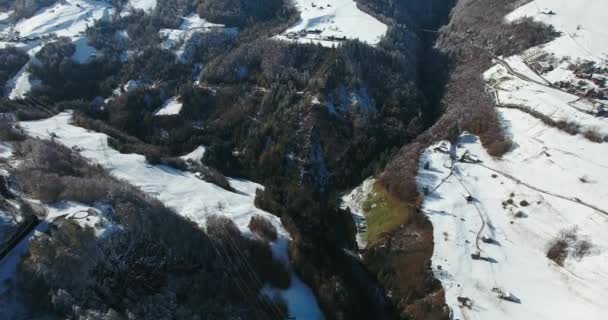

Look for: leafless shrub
[486,139,513,157]
[514,211,527,218]
[572,240,593,260]
[496,104,605,144]
[198,166,233,191]
[0,120,26,142]
[547,228,592,266]
[161,157,188,171]
[560,228,579,242]
[72,112,140,145]
[207,214,290,289]
[10,137,287,318]
[555,120,580,135]
[547,238,569,266]
[59,176,117,204]
[583,129,604,143]
[74,112,171,163]
[380,142,424,203]
[14,139,95,177]
[206,215,243,245]
[12,139,114,204]
[248,215,278,242]
[14,171,63,203]
[504,17,561,55]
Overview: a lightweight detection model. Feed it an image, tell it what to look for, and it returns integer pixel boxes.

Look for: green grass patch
[361,182,414,244]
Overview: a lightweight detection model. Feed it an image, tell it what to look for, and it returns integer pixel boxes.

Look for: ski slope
[21,112,324,320]
[277,0,387,47]
[419,1,608,319]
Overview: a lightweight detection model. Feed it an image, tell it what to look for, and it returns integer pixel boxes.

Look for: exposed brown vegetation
[547,229,577,266]
[498,104,607,143]
[207,215,290,290]
[73,112,169,160]
[248,215,278,242]
[381,0,558,204]
[0,117,25,142]
[547,228,593,266]
[12,139,114,204]
[364,212,448,319]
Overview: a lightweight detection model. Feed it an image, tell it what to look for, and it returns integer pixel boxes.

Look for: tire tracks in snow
[466,162,608,216]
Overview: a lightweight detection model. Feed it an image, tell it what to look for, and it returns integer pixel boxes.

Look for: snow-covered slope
[277,0,387,47]
[418,1,608,319]
[127,0,157,13]
[11,1,111,39]
[159,13,237,61]
[21,112,324,320]
[0,199,110,318]
[485,61,608,137]
[341,177,374,249]
[154,96,183,116]
[180,145,206,164]
[6,69,40,100]
[507,0,608,63]
[1,0,114,98]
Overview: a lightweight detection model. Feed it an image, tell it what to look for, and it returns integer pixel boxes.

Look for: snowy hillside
[418,1,608,319]
[277,0,387,47]
[127,0,157,12]
[21,112,324,320]
[508,0,608,63]
[341,177,374,249]
[159,14,237,60]
[0,0,114,98]
[154,96,183,116]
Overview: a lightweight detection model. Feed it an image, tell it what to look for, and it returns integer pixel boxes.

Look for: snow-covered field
[277,0,387,47]
[127,0,157,12]
[485,62,608,137]
[154,96,183,116]
[180,145,206,164]
[507,0,608,63]
[20,112,324,320]
[419,1,608,319]
[159,14,237,60]
[1,0,114,98]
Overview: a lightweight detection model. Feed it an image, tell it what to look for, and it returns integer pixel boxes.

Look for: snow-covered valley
[417,1,608,319]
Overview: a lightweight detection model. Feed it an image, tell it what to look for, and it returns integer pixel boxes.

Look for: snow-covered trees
[10,138,290,319]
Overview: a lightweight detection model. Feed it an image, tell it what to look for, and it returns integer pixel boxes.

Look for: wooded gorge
[0,0,515,319]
